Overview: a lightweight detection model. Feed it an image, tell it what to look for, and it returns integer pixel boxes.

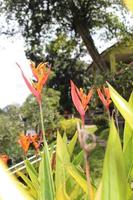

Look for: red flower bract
[97,86,111,111]
[70,80,93,125]
[17,61,51,105]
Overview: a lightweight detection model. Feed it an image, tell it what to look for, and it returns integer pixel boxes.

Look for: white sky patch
[0,36,31,109]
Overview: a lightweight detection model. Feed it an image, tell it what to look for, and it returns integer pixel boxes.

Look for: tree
[45,33,92,112]
[0,88,61,163]
[3,0,128,71]
[20,88,61,138]
[0,104,24,163]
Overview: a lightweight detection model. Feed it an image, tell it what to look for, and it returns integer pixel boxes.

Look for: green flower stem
[39,102,46,142]
[39,102,55,199]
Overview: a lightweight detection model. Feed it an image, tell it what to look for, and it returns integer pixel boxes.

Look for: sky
[0,36,31,109]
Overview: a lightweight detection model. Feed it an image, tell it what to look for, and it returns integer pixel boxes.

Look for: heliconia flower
[78,88,93,112]
[18,134,30,155]
[16,61,51,105]
[29,135,40,153]
[97,86,111,111]
[70,80,93,125]
[18,133,41,155]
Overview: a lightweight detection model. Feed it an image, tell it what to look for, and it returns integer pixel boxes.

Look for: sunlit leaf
[56,184,70,200]
[107,83,133,129]
[94,181,102,200]
[102,118,127,200]
[16,171,38,199]
[39,141,55,200]
[55,133,70,199]
[123,92,133,178]
[72,150,84,166]
[67,164,88,195]
[67,132,78,156]
[24,159,40,191]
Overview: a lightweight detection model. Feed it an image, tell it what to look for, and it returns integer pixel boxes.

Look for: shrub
[58,117,81,137]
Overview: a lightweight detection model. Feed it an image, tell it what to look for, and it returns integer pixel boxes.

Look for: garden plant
[0,57,132,200]
[0,1,132,200]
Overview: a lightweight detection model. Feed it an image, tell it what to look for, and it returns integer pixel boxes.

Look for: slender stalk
[84,151,94,200]
[39,102,46,142]
[39,102,55,198]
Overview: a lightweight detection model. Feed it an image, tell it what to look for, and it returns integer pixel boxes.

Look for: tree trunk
[75,19,107,72]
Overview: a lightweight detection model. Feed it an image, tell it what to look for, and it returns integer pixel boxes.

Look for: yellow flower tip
[124,0,133,11]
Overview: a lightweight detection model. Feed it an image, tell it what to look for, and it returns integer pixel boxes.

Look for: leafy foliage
[20,88,61,138]
[0,105,23,163]
[58,118,81,137]
[46,33,91,112]
[3,0,129,70]
[0,88,61,162]
[109,63,133,100]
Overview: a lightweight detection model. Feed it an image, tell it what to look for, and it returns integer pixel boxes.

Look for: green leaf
[102,118,127,200]
[55,133,70,199]
[39,140,55,200]
[24,159,40,192]
[67,131,78,156]
[17,171,38,199]
[56,184,70,200]
[108,83,133,129]
[123,92,133,178]
[72,150,84,165]
[69,184,82,199]
[85,125,98,134]
[67,164,88,195]
[94,181,102,200]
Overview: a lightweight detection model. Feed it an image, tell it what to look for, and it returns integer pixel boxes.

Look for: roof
[87,38,133,71]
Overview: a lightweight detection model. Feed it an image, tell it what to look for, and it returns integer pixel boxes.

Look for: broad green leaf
[108,83,133,129]
[85,125,98,134]
[17,171,38,199]
[63,132,68,143]
[56,184,70,200]
[24,159,40,191]
[69,184,82,200]
[127,187,133,200]
[55,133,70,199]
[73,150,84,165]
[102,118,127,200]
[94,181,102,200]
[38,155,45,200]
[123,92,133,178]
[67,131,78,156]
[39,103,55,200]
[39,140,55,200]
[67,164,88,195]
